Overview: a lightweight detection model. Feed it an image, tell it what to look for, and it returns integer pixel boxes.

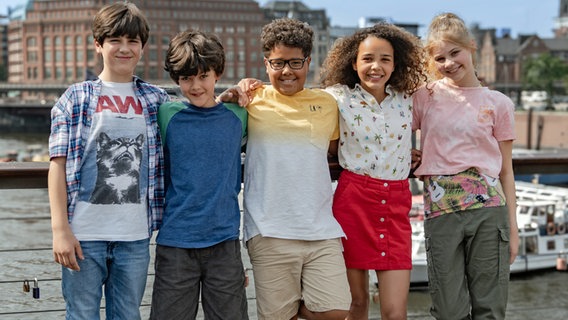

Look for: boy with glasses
[241,18,351,320]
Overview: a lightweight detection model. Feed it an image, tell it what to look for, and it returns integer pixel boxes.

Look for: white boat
[410,181,568,284]
[521,90,548,110]
[410,219,428,284]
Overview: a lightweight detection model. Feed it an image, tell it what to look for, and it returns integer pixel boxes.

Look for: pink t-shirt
[412,79,515,179]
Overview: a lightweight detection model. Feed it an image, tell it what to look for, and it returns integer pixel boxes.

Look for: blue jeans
[61,239,150,320]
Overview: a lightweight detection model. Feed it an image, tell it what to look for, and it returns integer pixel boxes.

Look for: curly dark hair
[261,18,313,57]
[320,23,426,95]
[164,30,225,84]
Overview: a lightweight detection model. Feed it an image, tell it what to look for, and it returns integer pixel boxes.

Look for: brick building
[8,0,268,92]
[3,0,568,105]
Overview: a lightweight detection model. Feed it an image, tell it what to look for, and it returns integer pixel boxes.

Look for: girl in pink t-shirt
[412,13,519,320]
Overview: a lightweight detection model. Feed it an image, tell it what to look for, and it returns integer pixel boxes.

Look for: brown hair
[92,1,150,47]
[320,23,426,95]
[164,30,225,84]
[261,18,313,58]
[424,12,477,80]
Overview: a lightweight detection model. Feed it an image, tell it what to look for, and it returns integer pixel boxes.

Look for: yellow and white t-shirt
[243,85,344,242]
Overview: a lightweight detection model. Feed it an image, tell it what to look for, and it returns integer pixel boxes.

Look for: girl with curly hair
[320,23,426,320]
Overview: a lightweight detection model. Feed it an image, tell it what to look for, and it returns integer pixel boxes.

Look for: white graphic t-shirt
[72,81,149,241]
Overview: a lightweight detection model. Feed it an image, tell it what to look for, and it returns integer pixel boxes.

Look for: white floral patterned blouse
[325,83,413,180]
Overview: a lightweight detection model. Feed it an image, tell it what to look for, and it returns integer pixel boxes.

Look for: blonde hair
[424,13,477,80]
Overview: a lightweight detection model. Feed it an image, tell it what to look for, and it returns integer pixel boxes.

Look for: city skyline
[260,0,558,38]
[1,0,560,39]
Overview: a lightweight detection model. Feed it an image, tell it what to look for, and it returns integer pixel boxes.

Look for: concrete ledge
[0,162,49,189]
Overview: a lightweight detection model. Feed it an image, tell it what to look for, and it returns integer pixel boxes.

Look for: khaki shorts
[247,236,351,320]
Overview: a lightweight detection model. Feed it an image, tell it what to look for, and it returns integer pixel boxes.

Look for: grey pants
[150,240,249,320]
[424,206,510,320]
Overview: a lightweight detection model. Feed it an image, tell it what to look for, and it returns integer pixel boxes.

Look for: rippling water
[1,135,567,319]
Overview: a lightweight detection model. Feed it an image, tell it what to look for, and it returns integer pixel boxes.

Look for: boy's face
[95,35,143,82]
[178,69,220,108]
[264,45,310,96]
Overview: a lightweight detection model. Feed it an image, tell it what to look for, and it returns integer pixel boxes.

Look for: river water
[1,134,567,319]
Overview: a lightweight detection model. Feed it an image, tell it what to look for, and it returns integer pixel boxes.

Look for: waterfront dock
[2,149,568,319]
[1,187,568,319]
[1,110,568,318]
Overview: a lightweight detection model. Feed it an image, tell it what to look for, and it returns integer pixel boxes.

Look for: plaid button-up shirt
[49,76,169,235]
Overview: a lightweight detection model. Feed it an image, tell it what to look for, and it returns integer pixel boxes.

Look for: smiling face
[264,45,310,96]
[178,68,220,108]
[352,36,395,100]
[95,35,143,82]
[431,40,478,87]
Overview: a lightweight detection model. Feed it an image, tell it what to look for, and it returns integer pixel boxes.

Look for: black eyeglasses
[267,57,308,70]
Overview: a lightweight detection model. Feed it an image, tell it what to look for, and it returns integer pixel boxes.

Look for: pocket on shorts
[497,226,510,284]
[424,235,439,294]
[246,235,260,260]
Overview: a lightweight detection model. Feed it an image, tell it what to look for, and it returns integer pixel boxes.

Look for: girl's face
[178,69,220,108]
[431,40,478,87]
[352,36,394,100]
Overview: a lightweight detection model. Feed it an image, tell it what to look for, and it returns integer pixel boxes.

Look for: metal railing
[3,149,568,190]
[1,152,567,318]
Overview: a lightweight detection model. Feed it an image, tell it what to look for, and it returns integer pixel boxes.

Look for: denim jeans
[61,238,150,320]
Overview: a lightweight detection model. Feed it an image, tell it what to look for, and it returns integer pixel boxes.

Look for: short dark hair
[92,1,150,47]
[261,18,313,58]
[164,30,225,84]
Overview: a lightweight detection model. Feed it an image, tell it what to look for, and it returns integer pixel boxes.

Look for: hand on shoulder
[217,78,264,107]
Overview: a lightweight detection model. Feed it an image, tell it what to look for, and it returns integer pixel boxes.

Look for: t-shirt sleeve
[412,88,426,131]
[157,101,186,147]
[493,94,516,142]
[49,86,78,159]
[224,102,248,145]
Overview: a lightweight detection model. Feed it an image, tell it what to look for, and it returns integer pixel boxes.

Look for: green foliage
[522,53,568,108]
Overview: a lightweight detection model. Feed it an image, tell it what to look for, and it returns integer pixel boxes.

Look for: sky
[258,0,559,38]
[0,0,560,38]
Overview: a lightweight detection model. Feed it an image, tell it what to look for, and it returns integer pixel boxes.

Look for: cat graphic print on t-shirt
[71,81,150,241]
[89,132,144,204]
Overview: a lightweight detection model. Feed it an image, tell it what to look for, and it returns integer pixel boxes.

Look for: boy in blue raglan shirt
[149,30,249,319]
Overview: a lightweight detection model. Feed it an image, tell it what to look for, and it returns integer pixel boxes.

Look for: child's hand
[411,148,422,169]
[238,78,263,102]
[52,227,84,271]
[244,268,250,288]
[238,78,263,93]
[217,86,250,107]
[217,78,264,107]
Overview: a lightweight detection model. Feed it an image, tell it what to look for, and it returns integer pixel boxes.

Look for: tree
[522,53,568,109]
